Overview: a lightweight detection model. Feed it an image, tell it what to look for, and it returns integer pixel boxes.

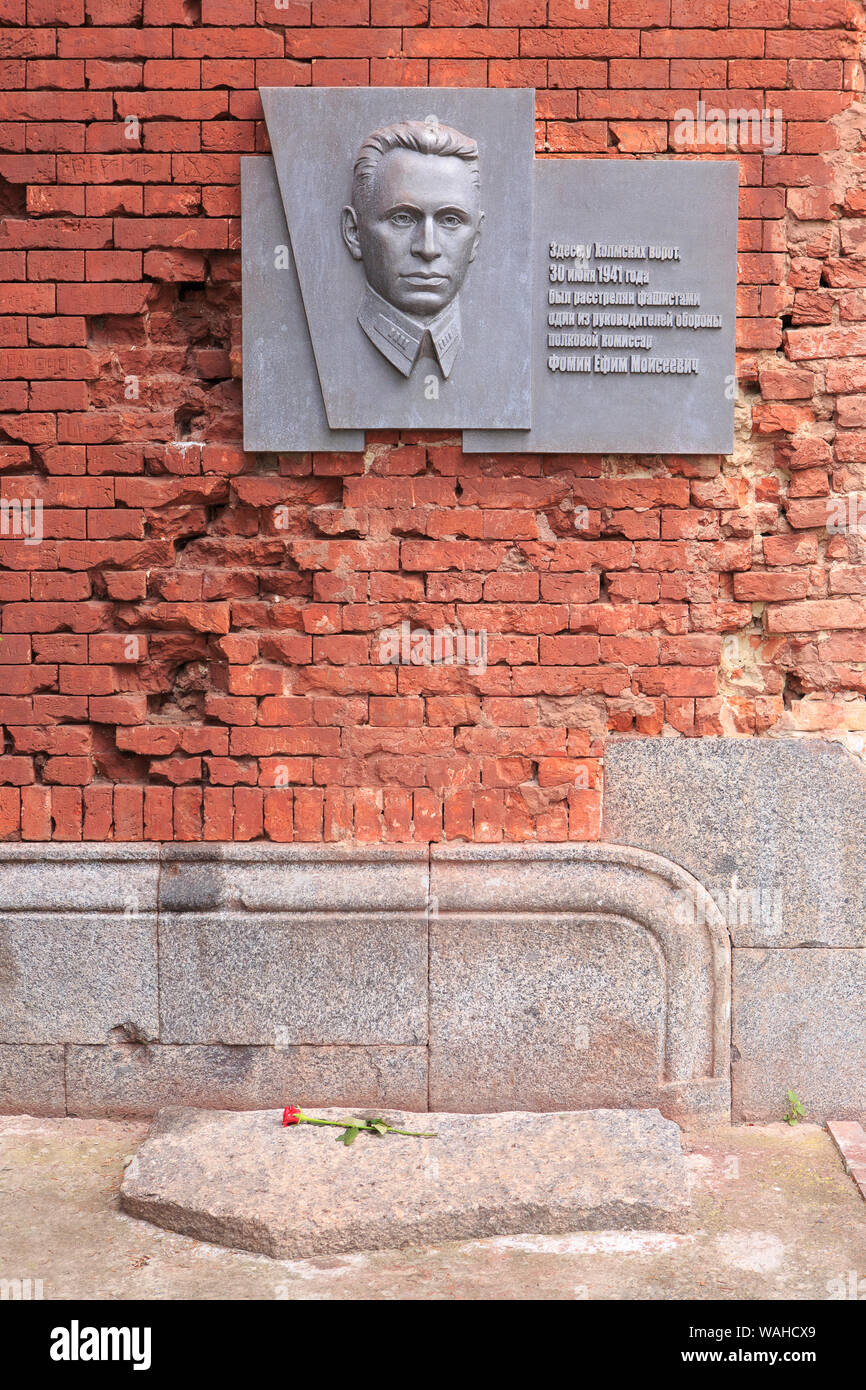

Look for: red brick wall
[0,0,865,843]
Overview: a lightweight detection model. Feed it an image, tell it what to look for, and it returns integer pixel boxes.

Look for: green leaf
[337,1126,359,1146]
[370,1123,388,1136]
[783,1088,806,1125]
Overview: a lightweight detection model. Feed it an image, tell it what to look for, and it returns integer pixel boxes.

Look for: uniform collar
[358,284,462,379]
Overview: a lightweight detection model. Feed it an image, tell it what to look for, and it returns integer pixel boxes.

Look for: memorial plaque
[464,159,738,455]
[241,158,364,454]
[240,89,738,456]
[259,87,535,432]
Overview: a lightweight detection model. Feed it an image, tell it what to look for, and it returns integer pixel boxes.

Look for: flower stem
[297,1112,436,1138]
[298,1115,362,1129]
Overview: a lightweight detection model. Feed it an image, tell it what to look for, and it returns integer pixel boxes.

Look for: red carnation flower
[282,1105,302,1126]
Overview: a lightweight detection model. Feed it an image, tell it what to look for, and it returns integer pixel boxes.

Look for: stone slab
[9,1116,866,1302]
[732,948,866,1122]
[465,157,738,455]
[159,843,428,913]
[158,912,427,1045]
[0,1045,65,1115]
[121,1105,690,1257]
[430,912,666,1114]
[603,738,866,947]
[260,87,534,431]
[429,845,729,1121]
[66,1045,427,1118]
[826,1119,866,1180]
[241,156,364,454]
[0,914,158,1043]
[0,844,159,913]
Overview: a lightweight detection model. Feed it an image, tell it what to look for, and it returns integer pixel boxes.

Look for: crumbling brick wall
[0,0,865,843]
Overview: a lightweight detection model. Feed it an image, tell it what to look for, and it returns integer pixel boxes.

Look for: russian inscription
[546,239,722,382]
[464,158,738,456]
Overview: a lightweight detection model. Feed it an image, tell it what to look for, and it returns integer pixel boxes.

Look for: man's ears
[341,205,363,261]
[469,209,485,265]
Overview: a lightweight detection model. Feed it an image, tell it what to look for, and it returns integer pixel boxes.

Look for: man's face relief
[343,148,483,319]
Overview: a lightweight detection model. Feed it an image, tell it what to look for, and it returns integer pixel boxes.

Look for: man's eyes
[387,212,467,229]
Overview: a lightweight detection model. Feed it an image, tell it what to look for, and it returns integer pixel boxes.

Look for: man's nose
[412,216,441,261]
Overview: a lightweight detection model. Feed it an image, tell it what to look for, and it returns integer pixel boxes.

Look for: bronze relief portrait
[340,116,484,380]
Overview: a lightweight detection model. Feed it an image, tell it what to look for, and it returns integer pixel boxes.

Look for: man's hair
[352,117,480,204]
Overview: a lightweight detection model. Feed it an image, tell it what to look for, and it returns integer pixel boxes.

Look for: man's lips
[402,273,448,285]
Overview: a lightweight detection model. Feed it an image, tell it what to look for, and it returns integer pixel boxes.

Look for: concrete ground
[0,1115,864,1300]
